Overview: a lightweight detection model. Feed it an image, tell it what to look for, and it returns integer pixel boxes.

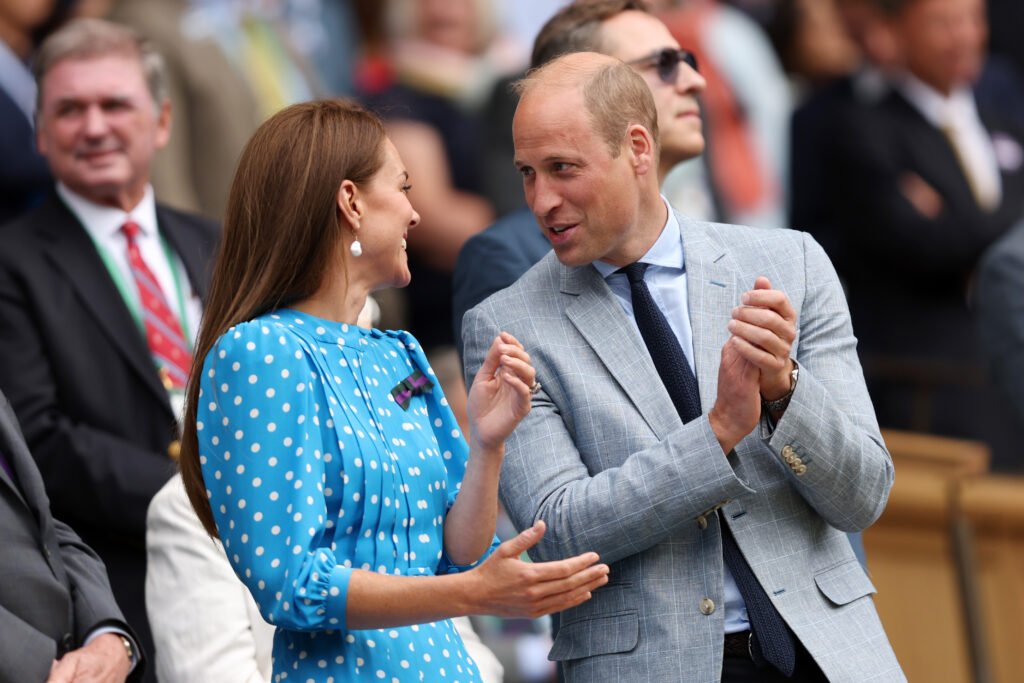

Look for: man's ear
[626,124,656,177]
[154,99,172,150]
[337,179,362,229]
[36,120,46,156]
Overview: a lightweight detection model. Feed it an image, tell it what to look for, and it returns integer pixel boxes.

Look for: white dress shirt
[899,74,1002,210]
[57,183,203,345]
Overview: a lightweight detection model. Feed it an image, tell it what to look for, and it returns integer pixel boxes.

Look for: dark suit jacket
[827,73,1024,355]
[0,388,143,683]
[452,208,551,358]
[0,86,52,225]
[790,72,867,263]
[976,220,1024,436]
[811,65,1024,463]
[0,193,218,680]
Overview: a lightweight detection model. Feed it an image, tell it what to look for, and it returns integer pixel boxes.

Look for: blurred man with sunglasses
[453,0,705,351]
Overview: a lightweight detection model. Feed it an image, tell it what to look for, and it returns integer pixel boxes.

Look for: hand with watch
[46,631,135,683]
[725,276,799,415]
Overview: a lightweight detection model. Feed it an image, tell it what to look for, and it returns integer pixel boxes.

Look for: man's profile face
[513,84,644,268]
[36,54,170,209]
[600,10,706,167]
[895,0,987,94]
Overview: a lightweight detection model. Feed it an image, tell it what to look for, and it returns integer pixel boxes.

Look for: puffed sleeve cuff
[292,551,352,632]
[437,534,501,575]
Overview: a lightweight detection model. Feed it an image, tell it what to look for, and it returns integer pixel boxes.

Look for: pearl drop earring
[350,240,363,257]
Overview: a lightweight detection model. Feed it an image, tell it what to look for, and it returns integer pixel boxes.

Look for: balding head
[515,51,659,159]
[512,52,666,268]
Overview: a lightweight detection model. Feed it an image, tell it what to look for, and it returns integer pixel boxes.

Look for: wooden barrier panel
[863,430,990,683]
[958,475,1024,683]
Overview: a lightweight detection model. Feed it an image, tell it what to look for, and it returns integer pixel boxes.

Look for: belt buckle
[747,632,754,660]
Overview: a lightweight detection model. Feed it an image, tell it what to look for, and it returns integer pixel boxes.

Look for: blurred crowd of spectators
[3,0,1024,680]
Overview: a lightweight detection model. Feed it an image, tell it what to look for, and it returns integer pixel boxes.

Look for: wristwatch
[117,634,135,664]
[762,361,799,412]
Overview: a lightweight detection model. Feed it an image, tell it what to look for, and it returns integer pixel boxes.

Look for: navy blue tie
[621,263,701,421]
[621,262,796,676]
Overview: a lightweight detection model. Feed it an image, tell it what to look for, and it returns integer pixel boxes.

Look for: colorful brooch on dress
[390,369,434,410]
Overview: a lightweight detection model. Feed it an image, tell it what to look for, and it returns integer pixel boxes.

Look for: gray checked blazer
[462,214,905,683]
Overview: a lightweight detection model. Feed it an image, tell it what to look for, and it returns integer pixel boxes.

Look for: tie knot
[122,220,141,242]
[621,262,649,285]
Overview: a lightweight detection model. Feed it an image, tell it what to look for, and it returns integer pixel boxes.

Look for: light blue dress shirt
[593,198,750,634]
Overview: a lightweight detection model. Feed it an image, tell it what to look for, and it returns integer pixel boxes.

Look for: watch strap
[762,361,798,412]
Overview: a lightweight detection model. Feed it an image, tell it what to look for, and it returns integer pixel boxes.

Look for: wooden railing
[958,476,1024,683]
[864,429,989,683]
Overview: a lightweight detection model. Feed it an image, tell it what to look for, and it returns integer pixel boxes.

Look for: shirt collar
[57,183,159,244]
[593,196,683,280]
[897,72,976,128]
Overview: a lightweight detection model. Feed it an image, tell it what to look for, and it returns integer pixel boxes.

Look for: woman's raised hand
[467,332,536,451]
[466,521,609,619]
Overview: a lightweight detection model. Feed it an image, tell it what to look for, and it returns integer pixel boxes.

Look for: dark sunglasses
[626,48,699,85]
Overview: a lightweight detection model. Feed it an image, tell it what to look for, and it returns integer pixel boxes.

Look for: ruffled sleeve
[196,320,353,631]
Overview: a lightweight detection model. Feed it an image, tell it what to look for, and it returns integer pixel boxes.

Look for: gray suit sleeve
[0,602,57,683]
[763,232,894,531]
[0,520,135,683]
[52,518,134,647]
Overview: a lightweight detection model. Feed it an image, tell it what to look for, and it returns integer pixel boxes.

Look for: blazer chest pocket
[549,610,639,661]
[814,559,877,606]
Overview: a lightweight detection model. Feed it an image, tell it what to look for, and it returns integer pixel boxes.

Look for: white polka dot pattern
[197,309,497,682]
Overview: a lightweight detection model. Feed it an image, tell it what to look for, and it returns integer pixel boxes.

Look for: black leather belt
[723,630,753,659]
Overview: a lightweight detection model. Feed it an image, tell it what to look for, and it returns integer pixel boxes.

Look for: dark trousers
[721,639,829,683]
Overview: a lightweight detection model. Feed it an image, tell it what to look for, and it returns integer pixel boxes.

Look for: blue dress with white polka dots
[196,309,497,682]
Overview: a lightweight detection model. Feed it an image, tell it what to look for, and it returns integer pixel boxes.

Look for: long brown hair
[180,99,387,536]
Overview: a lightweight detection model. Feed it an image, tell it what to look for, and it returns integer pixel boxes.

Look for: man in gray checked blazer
[462,53,904,682]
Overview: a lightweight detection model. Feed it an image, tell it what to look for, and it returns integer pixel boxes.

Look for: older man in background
[0,19,218,680]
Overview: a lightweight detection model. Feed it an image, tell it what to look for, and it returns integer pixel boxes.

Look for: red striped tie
[122,221,191,389]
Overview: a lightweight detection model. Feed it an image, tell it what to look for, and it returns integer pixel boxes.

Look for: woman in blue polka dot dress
[178,100,609,683]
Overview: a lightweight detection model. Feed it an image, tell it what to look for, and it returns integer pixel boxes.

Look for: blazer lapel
[562,262,682,439]
[0,392,44,519]
[37,196,172,409]
[677,215,739,411]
